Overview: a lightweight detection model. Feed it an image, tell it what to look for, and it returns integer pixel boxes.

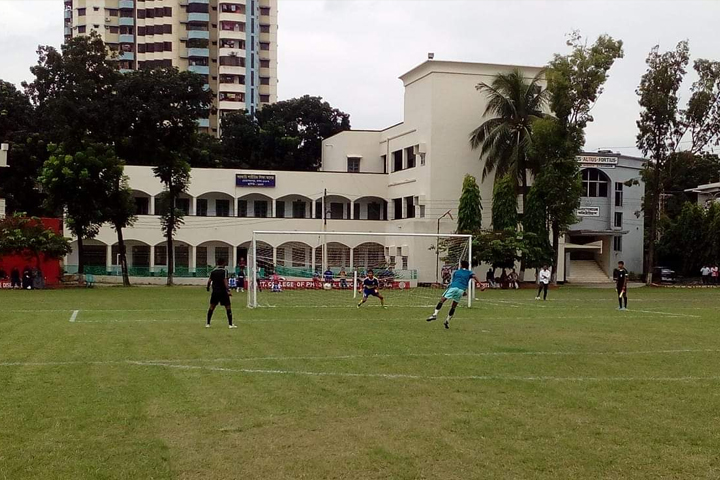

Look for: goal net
[246,230,474,309]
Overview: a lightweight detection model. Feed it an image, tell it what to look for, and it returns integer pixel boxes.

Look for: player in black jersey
[613,261,629,311]
[206,258,237,328]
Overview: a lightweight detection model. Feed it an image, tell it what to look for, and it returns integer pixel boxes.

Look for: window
[163,41,173,52]
[260,6,271,15]
[381,155,387,174]
[220,56,245,67]
[276,201,285,218]
[402,256,408,270]
[221,3,246,14]
[405,146,416,169]
[154,246,167,266]
[154,7,163,17]
[176,198,190,216]
[163,24,173,34]
[581,169,609,198]
[368,202,381,220]
[216,199,230,217]
[315,200,322,219]
[613,236,623,252]
[196,198,208,216]
[419,205,425,218]
[260,59,270,68]
[78,25,87,33]
[392,150,403,172]
[405,196,415,219]
[254,201,268,218]
[260,42,270,51]
[260,94,270,103]
[260,24,270,33]
[614,212,623,228]
[93,6,100,11]
[138,26,145,36]
[146,8,154,18]
[137,9,145,19]
[108,9,119,17]
[134,197,149,215]
[330,203,344,219]
[347,157,360,172]
[615,182,624,207]
[78,8,86,15]
[215,247,229,266]
[110,26,120,34]
[393,198,403,220]
[260,77,270,85]
[220,21,245,32]
[292,200,306,219]
[238,200,248,217]
[164,6,172,16]
[353,203,360,220]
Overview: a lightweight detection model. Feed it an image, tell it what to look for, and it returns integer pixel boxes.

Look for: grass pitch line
[127,361,720,382]
[631,309,700,318]
[69,310,79,322]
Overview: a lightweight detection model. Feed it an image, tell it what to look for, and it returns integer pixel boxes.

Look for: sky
[1,0,719,157]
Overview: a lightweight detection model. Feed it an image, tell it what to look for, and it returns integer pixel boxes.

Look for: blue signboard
[236,174,276,187]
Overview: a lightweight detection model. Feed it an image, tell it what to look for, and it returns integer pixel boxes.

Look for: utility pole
[322,188,327,273]
[0,143,9,218]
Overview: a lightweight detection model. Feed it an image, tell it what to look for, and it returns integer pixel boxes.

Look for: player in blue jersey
[357,269,387,308]
[427,260,476,329]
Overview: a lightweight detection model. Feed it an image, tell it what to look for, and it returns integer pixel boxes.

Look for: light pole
[435,210,454,284]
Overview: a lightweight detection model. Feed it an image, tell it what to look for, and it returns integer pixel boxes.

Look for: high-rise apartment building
[63,0,278,135]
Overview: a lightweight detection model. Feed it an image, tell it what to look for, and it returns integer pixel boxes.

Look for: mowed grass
[1,286,720,479]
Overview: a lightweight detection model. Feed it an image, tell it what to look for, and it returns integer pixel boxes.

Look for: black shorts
[210,290,231,306]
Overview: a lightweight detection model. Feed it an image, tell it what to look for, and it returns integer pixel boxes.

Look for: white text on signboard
[577,207,601,217]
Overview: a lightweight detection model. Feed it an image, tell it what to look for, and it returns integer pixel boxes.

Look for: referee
[206,258,237,328]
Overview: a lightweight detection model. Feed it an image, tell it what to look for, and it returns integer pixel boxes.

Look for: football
[323,283,332,290]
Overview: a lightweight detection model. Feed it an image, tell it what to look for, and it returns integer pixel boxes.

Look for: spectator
[508,269,520,289]
[712,265,719,285]
[10,268,20,289]
[339,269,348,289]
[236,264,245,292]
[500,269,508,289]
[441,265,452,286]
[22,266,32,290]
[701,265,711,284]
[486,268,497,288]
[324,268,334,285]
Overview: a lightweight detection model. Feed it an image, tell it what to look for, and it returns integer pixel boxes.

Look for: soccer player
[357,269,386,308]
[614,260,629,310]
[206,258,237,329]
[427,260,476,329]
[536,265,551,300]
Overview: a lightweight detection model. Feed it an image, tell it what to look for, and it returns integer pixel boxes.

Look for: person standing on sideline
[701,265,711,284]
[712,265,719,285]
[486,268,497,289]
[10,267,21,289]
[536,265,551,300]
[206,258,237,329]
[613,261,629,310]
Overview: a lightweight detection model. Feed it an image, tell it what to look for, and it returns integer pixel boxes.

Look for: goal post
[247,230,474,309]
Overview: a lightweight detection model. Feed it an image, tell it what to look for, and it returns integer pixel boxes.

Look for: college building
[63,0,279,134]
[63,59,645,283]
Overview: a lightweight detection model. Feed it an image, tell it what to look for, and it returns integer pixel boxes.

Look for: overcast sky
[1,0,719,156]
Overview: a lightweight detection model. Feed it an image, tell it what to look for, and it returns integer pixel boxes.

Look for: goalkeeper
[357,270,386,308]
[427,260,476,329]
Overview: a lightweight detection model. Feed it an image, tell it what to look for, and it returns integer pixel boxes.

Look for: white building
[65,59,645,283]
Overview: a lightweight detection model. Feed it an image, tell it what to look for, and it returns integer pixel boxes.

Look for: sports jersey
[614,268,628,289]
[363,277,379,291]
[209,268,228,292]
[449,269,474,290]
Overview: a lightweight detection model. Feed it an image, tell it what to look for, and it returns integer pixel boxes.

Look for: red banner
[258,280,412,290]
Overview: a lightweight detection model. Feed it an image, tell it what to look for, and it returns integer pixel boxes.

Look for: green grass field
[2,285,720,479]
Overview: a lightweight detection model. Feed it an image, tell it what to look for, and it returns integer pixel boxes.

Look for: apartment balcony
[218,100,245,111]
[218,29,246,40]
[187,48,210,58]
[119,34,134,43]
[119,52,135,61]
[188,65,210,75]
[197,118,210,128]
[187,30,210,40]
[64,10,72,19]
[218,65,245,76]
[188,13,210,22]
[119,17,135,26]
[64,27,72,36]
[120,68,134,74]
[218,83,246,93]
[119,0,135,8]
[189,0,210,3]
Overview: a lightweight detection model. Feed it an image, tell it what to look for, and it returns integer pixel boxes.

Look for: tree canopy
[0,213,71,269]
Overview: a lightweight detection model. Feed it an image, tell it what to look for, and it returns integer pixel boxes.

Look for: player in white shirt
[536,265,551,301]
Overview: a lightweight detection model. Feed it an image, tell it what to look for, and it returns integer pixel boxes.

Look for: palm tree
[470,68,548,213]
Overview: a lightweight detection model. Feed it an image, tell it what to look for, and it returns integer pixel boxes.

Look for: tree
[0,80,34,140]
[491,173,518,231]
[221,96,351,170]
[0,213,71,278]
[40,143,121,275]
[522,187,554,274]
[636,41,720,284]
[657,202,707,276]
[23,32,121,152]
[116,67,213,285]
[103,167,136,287]
[457,174,482,234]
[470,68,548,210]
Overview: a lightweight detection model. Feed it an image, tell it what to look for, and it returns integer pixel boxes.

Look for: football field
[1,286,719,479]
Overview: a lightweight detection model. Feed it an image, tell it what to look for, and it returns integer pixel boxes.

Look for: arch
[196,191,235,217]
[68,239,108,273]
[237,193,273,218]
[276,194,313,219]
[355,196,388,220]
[238,240,273,274]
[148,240,192,272]
[581,168,611,198]
[326,242,351,268]
[353,242,386,269]
[319,195,352,220]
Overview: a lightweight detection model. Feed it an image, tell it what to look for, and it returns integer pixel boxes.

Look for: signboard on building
[577,155,618,169]
[577,207,601,217]
[236,174,276,187]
